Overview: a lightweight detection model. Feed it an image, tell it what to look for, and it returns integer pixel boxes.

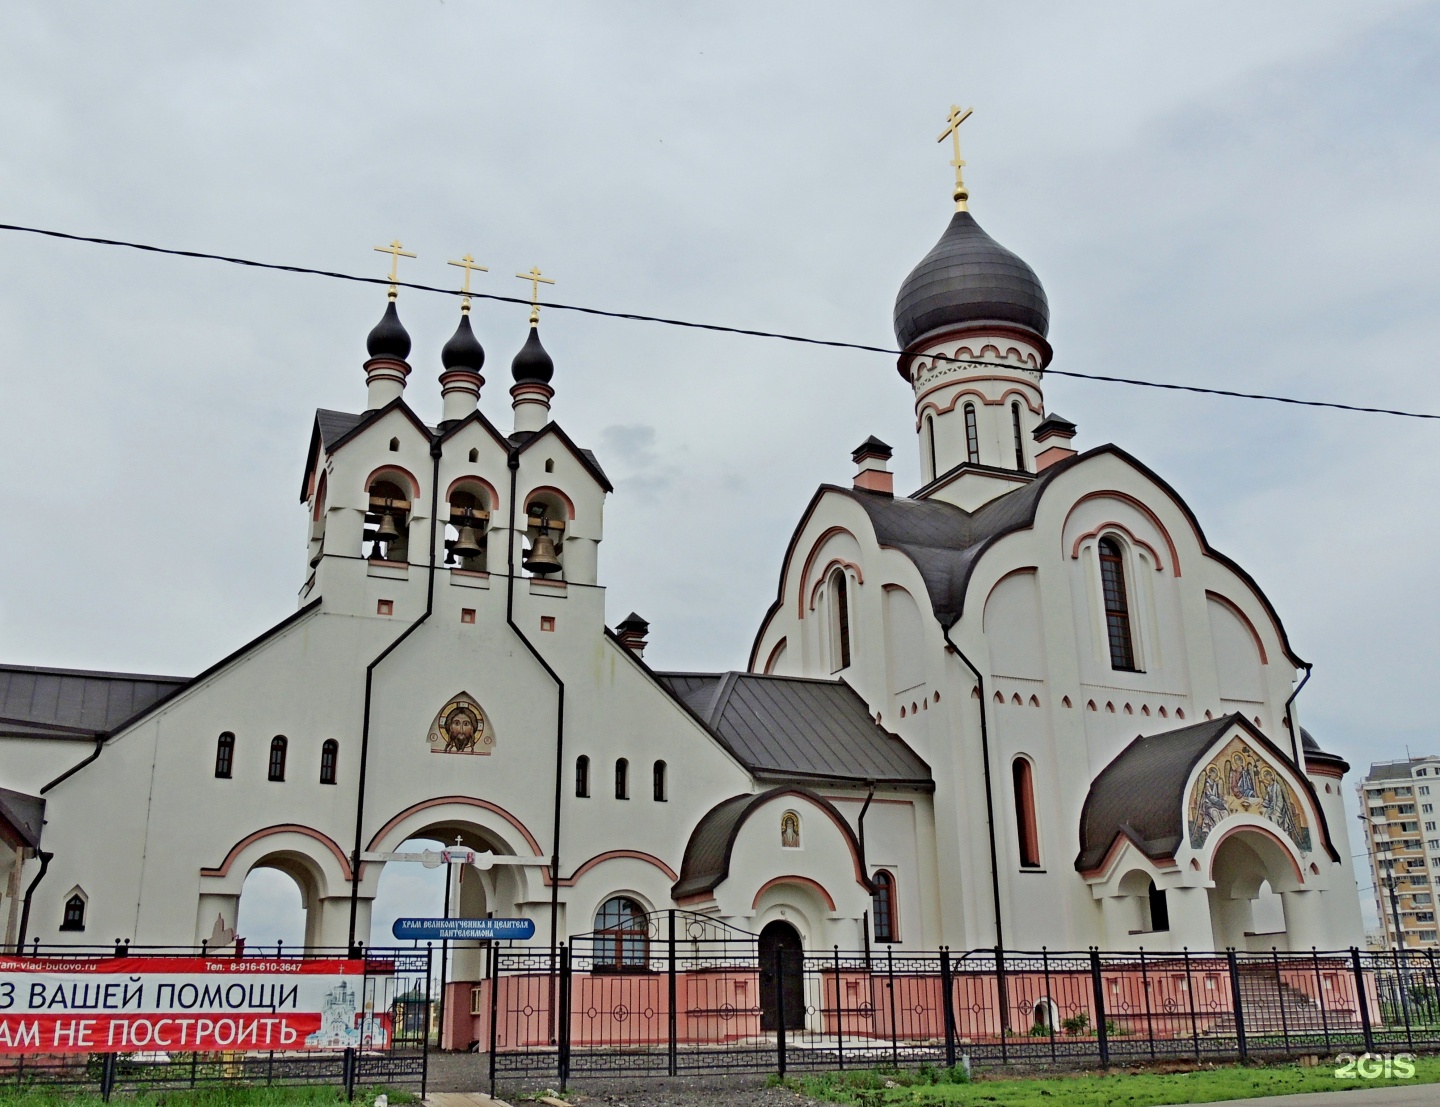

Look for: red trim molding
[367,795,545,857]
[201,824,353,881]
[565,850,678,886]
[751,874,837,912]
[1070,522,1165,573]
[1064,491,1181,577]
[1206,590,1269,665]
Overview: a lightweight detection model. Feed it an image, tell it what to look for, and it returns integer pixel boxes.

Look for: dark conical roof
[511,325,554,384]
[440,312,485,373]
[893,210,1049,351]
[366,300,412,360]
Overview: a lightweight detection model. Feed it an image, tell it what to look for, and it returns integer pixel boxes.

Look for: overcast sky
[5,2,1438,940]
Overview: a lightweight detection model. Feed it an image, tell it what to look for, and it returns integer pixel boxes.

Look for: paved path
[424,1092,513,1107]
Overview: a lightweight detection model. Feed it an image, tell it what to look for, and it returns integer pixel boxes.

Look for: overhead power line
[2,220,1437,422]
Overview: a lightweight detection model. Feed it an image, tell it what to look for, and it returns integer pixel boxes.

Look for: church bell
[375,512,401,544]
[453,525,484,560]
[523,526,562,575]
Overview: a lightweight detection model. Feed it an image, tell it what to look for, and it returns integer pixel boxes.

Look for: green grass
[0,1088,414,1107]
[786,1056,1440,1106]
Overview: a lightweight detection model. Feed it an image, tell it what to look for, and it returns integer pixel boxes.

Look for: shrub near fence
[0,945,432,1100]
[482,913,1440,1094]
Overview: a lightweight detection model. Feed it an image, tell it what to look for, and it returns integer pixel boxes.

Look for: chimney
[851,436,894,496]
[616,612,650,659]
[1032,414,1078,471]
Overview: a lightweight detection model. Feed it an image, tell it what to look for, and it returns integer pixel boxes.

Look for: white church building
[0,158,1366,981]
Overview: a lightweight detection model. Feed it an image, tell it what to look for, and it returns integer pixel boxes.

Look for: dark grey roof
[893,210,1049,351]
[1075,714,1340,872]
[672,785,870,900]
[0,787,44,848]
[1299,726,1350,776]
[843,461,1067,628]
[0,664,189,741]
[316,409,366,449]
[1364,759,1439,783]
[1033,413,1076,438]
[655,671,932,789]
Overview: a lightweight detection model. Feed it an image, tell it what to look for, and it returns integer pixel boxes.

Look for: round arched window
[593,896,648,971]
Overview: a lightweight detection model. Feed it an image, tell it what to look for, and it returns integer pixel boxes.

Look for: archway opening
[1208,831,1297,951]
[235,861,313,954]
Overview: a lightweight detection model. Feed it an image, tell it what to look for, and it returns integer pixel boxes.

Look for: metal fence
[0,945,432,1099]
[481,913,1440,1092]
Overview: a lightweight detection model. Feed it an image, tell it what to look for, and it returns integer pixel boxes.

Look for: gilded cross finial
[448,253,489,314]
[515,266,555,325]
[936,105,974,212]
[373,239,417,300]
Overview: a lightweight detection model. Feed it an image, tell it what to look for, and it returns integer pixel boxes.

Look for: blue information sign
[391,917,536,942]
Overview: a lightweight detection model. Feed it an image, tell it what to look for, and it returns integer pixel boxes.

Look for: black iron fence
[0,945,431,1099]
[480,913,1440,1092]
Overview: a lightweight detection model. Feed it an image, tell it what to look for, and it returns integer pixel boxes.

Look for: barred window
[594,896,647,970]
[653,760,667,802]
[964,403,980,464]
[575,755,590,798]
[615,758,629,800]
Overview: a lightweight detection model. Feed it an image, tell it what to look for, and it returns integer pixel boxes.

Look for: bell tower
[893,108,1053,499]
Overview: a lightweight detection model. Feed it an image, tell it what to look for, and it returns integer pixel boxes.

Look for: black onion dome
[893,210,1049,350]
[440,313,485,373]
[511,325,555,384]
[366,300,412,360]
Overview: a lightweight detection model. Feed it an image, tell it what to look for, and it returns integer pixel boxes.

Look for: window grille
[319,739,338,785]
[215,732,235,779]
[1098,538,1137,670]
[268,736,288,782]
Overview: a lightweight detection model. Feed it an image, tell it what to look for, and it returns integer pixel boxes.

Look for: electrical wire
[3,220,1438,421]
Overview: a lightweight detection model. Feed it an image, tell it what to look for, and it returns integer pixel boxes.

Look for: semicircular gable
[672,786,871,901]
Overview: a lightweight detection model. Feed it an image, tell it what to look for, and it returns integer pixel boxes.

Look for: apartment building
[1361,755,1440,948]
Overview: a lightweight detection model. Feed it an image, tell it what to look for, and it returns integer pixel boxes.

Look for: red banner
[0,956,382,1054]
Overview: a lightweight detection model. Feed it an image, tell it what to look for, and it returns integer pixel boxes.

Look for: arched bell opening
[365,477,411,563]
[521,492,567,578]
[445,481,492,573]
[1208,829,1300,951]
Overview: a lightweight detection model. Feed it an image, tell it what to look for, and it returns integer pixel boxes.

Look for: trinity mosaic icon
[427,692,495,755]
[1186,736,1310,853]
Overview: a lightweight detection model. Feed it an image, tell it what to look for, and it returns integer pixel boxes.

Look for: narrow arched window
[653,760,667,802]
[829,568,851,673]
[268,736,288,782]
[615,758,629,800]
[214,732,235,779]
[60,894,86,932]
[964,403,980,464]
[1011,402,1026,471]
[1012,758,1041,868]
[871,870,897,943]
[1098,538,1137,671]
[319,739,338,785]
[575,755,590,797]
[925,415,937,478]
[594,896,647,970]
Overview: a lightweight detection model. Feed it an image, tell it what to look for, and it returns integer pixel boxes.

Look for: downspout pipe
[504,449,566,966]
[348,437,443,949]
[855,782,877,876]
[15,850,53,952]
[1284,662,1313,772]
[940,622,1005,953]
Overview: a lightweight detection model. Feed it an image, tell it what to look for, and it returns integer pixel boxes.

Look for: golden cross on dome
[373,239,417,300]
[515,266,555,325]
[936,104,973,212]
[448,253,489,313]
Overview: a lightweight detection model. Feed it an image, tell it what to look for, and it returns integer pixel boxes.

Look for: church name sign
[0,956,378,1054]
[392,917,535,941]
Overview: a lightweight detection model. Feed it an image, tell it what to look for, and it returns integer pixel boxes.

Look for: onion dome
[511,325,555,384]
[366,300,412,360]
[893,210,1049,351]
[440,312,485,373]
